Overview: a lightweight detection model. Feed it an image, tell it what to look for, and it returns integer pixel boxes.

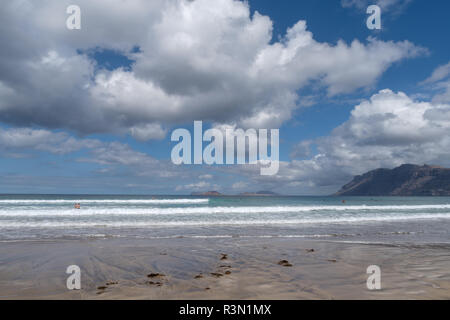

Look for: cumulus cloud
[290,140,313,159]
[3,88,450,195]
[239,89,450,194]
[0,0,424,139]
[129,123,167,141]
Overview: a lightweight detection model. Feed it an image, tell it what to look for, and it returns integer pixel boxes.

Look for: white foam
[0,204,449,217]
[0,213,448,228]
[132,234,335,239]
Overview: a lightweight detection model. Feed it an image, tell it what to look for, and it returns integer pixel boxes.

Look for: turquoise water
[0,195,449,243]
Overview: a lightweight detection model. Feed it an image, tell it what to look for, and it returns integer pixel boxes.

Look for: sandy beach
[0,237,449,300]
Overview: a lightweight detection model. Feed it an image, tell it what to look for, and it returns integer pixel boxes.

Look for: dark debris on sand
[277,260,293,267]
[210,272,224,278]
[146,272,167,287]
[96,279,119,294]
[147,273,165,278]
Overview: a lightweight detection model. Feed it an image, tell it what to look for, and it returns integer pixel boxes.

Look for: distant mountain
[239,191,279,196]
[335,164,450,196]
[190,191,222,196]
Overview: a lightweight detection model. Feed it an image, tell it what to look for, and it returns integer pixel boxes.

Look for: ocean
[0,195,449,244]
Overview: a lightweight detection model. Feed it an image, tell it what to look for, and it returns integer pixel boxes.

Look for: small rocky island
[335,164,450,196]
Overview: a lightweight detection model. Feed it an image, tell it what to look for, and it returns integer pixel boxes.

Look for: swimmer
[74,203,81,209]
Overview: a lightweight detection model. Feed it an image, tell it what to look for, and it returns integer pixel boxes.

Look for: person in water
[74,203,81,209]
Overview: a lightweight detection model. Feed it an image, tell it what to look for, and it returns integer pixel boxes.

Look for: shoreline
[0,237,449,300]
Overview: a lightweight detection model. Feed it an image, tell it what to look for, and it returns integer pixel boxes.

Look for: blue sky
[0,0,449,194]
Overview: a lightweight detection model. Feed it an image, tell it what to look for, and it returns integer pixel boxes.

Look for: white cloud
[341,0,412,14]
[290,140,313,159]
[421,62,450,85]
[231,181,249,190]
[0,127,184,180]
[0,0,425,138]
[0,127,100,154]
[129,123,167,141]
[420,61,450,104]
[3,88,450,195]
[175,181,219,191]
[237,89,450,194]
[80,141,158,167]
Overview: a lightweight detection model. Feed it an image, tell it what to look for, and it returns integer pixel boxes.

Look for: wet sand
[0,237,449,299]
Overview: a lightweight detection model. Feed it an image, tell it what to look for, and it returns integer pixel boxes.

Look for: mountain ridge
[335,164,450,196]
